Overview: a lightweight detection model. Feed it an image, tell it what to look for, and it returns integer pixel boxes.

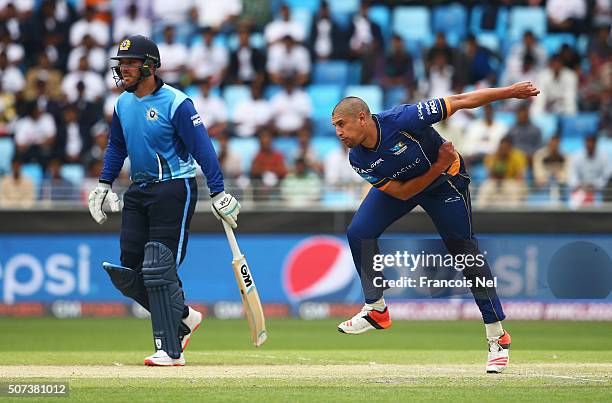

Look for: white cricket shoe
[337,306,392,335]
[180,306,203,351]
[144,350,185,367]
[486,330,511,373]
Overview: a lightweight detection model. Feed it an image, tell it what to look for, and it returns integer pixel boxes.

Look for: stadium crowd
[0,0,610,209]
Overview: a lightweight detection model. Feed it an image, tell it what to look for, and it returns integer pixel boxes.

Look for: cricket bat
[222,221,268,347]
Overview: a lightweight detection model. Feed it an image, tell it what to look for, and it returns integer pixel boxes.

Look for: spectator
[547,0,588,34]
[532,54,578,115]
[189,27,229,86]
[113,3,152,43]
[191,78,228,138]
[266,34,311,86]
[192,0,241,33]
[308,0,346,60]
[587,25,611,68]
[324,143,363,187]
[280,157,322,207]
[263,3,305,45]
[21,0,71,69]
[455,34,498,86]
[383,34,414,88]
[506,31,547,76]
[61,56,105,103]
[506,103,542,163]
[14,103,56,167]
[478,136,528,208]
[434,118,465,155]
[568,135,609,208]
[532,134,568,189]
[217,133,242,179]
[294,129,323,175]
[232,82,273,137]
[502,52,540,109]
[559,44,581,72]
[152,0,194,26]
[85,119,108,165]
[42,158,76,202]
[54,104,88,163]
[69,6,109,47]
[24,53,63,102]
[228,25,265,85]
[240,0,272,32]
[0,157,36,209]
[423,52,454,100]
[0,80,16,137]
[270,77,312,136]
[348,0,384,83]
[250,129,287,200]
[67,33,107,73]
[0,26,23,66]
[157,25,188,87]
[463,104,508,165]
[426,32,454,70]
[0,51,24,94]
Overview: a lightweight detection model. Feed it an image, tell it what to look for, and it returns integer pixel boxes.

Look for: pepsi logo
[282,236,357,302]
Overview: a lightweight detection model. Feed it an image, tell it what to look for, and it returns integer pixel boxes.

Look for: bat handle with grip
[222,220,242,260]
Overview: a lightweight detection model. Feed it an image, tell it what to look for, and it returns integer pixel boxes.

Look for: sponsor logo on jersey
[370,158,384,168]
[444,196,461,203]
[389,141,407,155]
[391,158,421,178]
[417,102,424,120]
[429,99,438,114]
[191,113,203,126]
[146,107,158,121]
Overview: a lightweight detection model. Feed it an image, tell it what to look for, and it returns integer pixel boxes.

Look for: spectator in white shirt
[189,27,229,86]
[0,51,25,94]
[70,6,109,47]
[228,25,266,85]
[217,134,242,179]
[267,35,311,86]
[192,78,228,138]
[152,0,194,26]
[14,103,56,166]
[157,25,188,87]
[568,135,610,208]
[232,82,273,137]
[67,34,107,73]
[0,27,23,65]
[532,54,578,115]
[547,0,588,34]
[506,31,547,77]
[113,3,152,43]
[61,56,105,103]
[463,104,508,165]
[193,0,241,32]
[264,4,305,45]
[270,78,312,136]
[309,0,346,60]
[324,143,363,187]
[423,52,454,100]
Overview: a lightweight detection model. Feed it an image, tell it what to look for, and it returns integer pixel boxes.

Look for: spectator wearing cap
[266,34,311,86]
[228,25,266,85]
[189,27,229,86]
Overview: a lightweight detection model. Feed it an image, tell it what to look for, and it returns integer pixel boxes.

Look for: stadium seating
[384,86,406,109]
[229,137,259,174]
[313,61,350,86]
[60,164,85,187]
[470,5,508,38]
[0,137,14,174]
[368,5,391,44]
[433,3,468,41]
[542,33,577,56]
[311,137,340,160]
[307,84,343,121]
[531,113,559,140]
[285,0,320,14]
[21,163,43,197]
[392,6,432,45]
[477,32,501,52]
[223,85,250,116]
[344,85,383,114]
[561,113,600,138]
[292,8,313,38]
[508,7,547,40]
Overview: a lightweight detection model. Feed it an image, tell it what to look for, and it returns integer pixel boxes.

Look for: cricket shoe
[486,330,511,373]
[180,306,203,351]
[337,305,392,334]
[144,350,185,367]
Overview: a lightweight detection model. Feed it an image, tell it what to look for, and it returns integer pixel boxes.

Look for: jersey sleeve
[99,110,128,184]
[349,156,389,189]
[393,98,452,131]
[171,99,225,194]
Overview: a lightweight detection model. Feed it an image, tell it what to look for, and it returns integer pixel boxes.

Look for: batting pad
[142,242,184,359]
[103,262,150,311]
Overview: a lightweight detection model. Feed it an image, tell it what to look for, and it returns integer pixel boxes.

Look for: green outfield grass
[1,318,611,402]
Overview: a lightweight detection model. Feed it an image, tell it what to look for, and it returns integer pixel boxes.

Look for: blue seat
[60,164,85,187]
[0,137,14,174]
[285,0,320,13]
[469,163,487,183]
[229,137,259,174]
[292,8,313,38]
[531,113,559,140]
[344,85,383,113]
[307,84,343,121]
[311,137,340,159]
[494,111,517,129]
[477,32,501,52]
[559,137,583,155]
[313,61,350,86]
[384,86,406,109]
[273,138,299,162]
[328,0,359,16]
[433,3,467,41]
[561,113,600,138]
[393,6,431,44]
[264,85,282,100]
[369,5,391,44]
[470,5,507,38]
[508,7,547,41]
[227,32,265,51]
[541,33,577,56]
[223,85,250,116]
[21,163,43,198]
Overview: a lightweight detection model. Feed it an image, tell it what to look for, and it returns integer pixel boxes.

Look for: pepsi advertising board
[1,234,611,308]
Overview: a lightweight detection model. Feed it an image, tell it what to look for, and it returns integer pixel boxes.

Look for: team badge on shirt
[146,107,159,121]
[389,141,407,155]
[119,39,131,51]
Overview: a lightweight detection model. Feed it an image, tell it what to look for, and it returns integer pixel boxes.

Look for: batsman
[88,35,240,366]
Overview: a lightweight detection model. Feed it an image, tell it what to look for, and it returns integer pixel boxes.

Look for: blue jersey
[100,78,224,194]
[349,98,461,191]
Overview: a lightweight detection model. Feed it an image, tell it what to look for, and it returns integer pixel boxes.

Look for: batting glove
[88,183,122,225]
[211,191,241,228]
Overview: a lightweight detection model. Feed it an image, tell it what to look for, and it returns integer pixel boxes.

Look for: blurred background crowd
[0,0,610,210]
